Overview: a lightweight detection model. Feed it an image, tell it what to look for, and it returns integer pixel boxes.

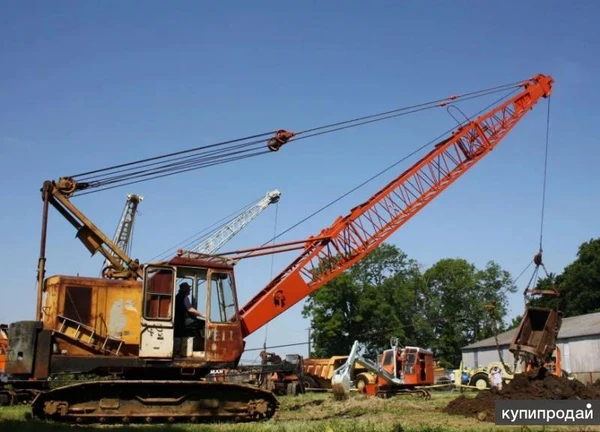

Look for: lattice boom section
[239,75,552,337]
[193,206,263,254]
[297,95,540,289]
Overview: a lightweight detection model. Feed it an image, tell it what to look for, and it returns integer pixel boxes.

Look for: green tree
[302,245,515,367]
[528,238,600,317]
[508,314,523,329]
[421,259,516,368]
[302,244,422,358]
[558,238,600,316]
[526,273,561,309]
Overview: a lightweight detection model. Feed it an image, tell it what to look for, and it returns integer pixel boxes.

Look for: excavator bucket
[331,341,359,400]
[509,307,561,360]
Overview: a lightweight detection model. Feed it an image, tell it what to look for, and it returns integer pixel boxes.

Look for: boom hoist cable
[64,80,527,197]
[235,87,524,258]
[38,76,550,299]
[263,199,280,350]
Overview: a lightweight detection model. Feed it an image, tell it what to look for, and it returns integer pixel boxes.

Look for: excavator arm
[238,74,553,337]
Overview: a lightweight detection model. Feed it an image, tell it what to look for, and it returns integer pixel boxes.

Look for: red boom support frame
[239,74,553,337]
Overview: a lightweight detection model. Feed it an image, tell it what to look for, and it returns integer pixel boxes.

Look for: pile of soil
[445,370,600,422]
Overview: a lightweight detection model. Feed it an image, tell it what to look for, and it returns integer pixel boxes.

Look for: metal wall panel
[568,336,600,374]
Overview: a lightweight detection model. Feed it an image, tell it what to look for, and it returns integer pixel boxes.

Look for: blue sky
[1,1,598,363]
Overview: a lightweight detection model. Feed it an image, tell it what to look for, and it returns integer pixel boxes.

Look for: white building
[461,311,600,384]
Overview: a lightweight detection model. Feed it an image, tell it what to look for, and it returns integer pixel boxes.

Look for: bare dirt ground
[446,371,600,423]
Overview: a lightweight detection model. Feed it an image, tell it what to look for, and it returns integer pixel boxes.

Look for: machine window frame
[207,270,239,324]
[175,266,208,313]
[382,351,394,367]
[63,285,93,325]
[143,265,176,321]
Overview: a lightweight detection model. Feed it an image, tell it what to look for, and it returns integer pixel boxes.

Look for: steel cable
[69,80,525,193]
[243,88,520,253]
[148,194,264,261]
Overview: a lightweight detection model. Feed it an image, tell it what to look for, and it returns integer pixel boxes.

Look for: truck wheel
[355,375,370,393]
[302,376,318,391]
[469,373,490,390]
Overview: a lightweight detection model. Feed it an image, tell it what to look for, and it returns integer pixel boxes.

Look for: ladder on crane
[55,315,124,356]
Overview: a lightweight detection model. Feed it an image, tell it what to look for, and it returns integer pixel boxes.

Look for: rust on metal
[31,380,279,424]
[0,389,42,407]
[267,130,295,152]
[33,330,52,380]
[5,321,42,376]
[509,306,562,360]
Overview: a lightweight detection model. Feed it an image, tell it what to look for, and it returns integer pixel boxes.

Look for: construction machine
[0,324,42,406]
[101,194,144,278]
[509,252,563,376]
[255,352,304,396]
[454,360,514,391]
[6,74,553,423]
[454,346,572,391]
[303,356,376,391]
[332,339,435,399]
[0,324,7,377]
[188,190,281,256]
[206,352,304,397]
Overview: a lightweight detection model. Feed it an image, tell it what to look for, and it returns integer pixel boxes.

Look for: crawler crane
[6,74,553,423]
[188,189,281,255]
[101,194,143,278]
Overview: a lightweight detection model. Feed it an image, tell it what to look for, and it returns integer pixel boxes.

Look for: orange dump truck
[303,356,376,391]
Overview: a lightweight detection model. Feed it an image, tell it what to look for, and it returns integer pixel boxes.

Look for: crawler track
[0,388,41,406]
[31,380,279,424]
[376,387,431,400]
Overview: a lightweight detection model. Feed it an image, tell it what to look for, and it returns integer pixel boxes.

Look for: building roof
[463,311,600,350]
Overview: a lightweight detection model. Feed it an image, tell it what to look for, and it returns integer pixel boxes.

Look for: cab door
[204,270,243,363]
[381,350,394,377]
[139,265,176,358]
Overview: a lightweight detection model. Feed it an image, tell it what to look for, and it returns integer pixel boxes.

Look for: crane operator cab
[141,255,244,362]
[174,274,207,355]
[380,346,434,386]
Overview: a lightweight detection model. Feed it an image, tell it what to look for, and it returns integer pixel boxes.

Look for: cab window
[382,351,394,367]
[209,272,237,323]
[176,269,208,314]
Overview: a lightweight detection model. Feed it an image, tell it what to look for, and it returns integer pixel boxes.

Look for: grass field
[1,391,598,432]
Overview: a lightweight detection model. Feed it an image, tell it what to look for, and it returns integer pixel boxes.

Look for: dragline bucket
[509,307,561,360]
